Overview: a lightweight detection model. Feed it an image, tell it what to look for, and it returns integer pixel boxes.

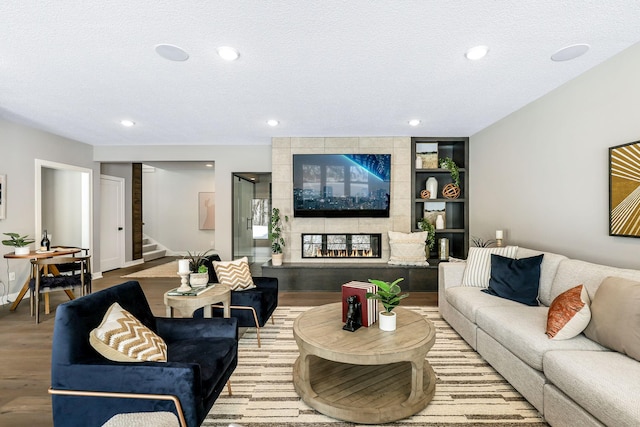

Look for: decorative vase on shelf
[439,238,449,260]
[435,214,445,230]
[415,156,423,169]
[426,177,438,200]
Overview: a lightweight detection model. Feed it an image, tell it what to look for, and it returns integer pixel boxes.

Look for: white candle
[178,259,190,273]
[495,230,503,240]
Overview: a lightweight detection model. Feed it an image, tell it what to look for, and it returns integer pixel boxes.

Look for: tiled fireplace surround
[272,137,412,264]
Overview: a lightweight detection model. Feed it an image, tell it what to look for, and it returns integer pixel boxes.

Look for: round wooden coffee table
[292,303,436,424]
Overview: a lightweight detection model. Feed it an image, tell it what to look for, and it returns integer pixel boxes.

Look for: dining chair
[29,256,91,323]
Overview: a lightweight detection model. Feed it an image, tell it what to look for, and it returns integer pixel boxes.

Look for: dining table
[4,247,81,312]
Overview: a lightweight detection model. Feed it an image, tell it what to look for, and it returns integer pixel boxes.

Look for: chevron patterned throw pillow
[89,302,167,362]
[213,256,256,291]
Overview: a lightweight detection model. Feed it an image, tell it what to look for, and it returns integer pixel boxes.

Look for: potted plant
[471,236,496,248]
[439,157,461,199]
[2,232,35,255]
[366,278,409,331]
[418,218,436,258]
[269,207,289,266]
[184,249,213,287]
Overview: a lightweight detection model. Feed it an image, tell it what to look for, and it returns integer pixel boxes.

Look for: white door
[100,175,125,271]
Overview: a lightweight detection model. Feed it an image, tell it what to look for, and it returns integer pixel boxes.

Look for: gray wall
[0,118,96,301]
[470,42,640,269]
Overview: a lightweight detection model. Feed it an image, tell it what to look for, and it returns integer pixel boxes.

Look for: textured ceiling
[1,1,640,146]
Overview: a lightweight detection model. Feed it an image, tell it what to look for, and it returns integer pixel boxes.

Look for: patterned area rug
[121,260,178,278]
[204,306,548,426]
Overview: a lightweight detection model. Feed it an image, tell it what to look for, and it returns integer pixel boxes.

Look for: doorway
[232,173,271,264]
[35,159,92,254]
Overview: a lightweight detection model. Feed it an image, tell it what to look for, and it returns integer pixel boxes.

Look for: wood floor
[0,258,437,426]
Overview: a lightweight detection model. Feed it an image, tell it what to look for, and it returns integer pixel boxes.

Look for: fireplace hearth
[302,233,381,259]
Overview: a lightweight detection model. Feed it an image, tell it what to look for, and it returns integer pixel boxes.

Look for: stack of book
[166,283,215,296]
[341,281,378,327]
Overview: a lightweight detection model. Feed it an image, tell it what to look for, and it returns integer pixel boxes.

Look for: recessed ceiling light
[205,163,213,168]
[217,46,240,61]
[551,44,590,62]
[154,44,189,61]
[408,119,421,126]
[120,120,135,127]
[267,119,279,127]
[465,45,489,60]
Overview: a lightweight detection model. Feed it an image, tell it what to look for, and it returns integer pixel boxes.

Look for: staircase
[142,236,166,262]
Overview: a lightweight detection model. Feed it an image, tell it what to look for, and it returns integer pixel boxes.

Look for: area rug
[204,306,548,426]
[121,260,178,278]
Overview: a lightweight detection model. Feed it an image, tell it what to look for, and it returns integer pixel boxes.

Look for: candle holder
[176,272,192,293]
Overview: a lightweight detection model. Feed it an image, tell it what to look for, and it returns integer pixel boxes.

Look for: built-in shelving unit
[411,137,469,261]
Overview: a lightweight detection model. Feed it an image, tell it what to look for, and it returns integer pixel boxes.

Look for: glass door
[232,173,272,266]
[233,175,255,261]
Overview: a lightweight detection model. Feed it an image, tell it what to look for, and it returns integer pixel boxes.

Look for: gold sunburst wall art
[610,140,640,237]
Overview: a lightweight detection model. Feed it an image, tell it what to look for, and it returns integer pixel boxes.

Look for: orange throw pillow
[546,284,591,340]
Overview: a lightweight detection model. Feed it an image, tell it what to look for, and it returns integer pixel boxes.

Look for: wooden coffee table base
[293,356,436,424]
[292,303,437,424]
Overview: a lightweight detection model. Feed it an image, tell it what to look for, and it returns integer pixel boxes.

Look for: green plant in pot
[439,157,461,199]
[2,233,35,255]
[269,207,289,266]
[184,249,213,287]
[366,278,409,331]
[418,218,436,258]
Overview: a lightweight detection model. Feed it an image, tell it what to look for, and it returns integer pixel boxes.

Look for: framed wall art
[198,192,215,230]
[0,174,5,220]
[609,140,640,237]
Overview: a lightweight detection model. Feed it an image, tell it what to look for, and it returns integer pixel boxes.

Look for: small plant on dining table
[366,278,409,313]
[2,233,35,248]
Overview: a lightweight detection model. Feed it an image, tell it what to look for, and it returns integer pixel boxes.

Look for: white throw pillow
[461,246,519,287]
[89,302,167,362]
[387,231,429,266]
[213,256,256,291]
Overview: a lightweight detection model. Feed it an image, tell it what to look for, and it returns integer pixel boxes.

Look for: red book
[341,281,378,327]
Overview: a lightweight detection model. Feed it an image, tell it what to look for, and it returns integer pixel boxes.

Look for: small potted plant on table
[366,278,409,331]
[2,233,35,256]
[269,207,288,266]
[185,250,213,287]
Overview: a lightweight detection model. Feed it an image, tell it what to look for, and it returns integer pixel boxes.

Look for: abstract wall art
[609,140,640,237]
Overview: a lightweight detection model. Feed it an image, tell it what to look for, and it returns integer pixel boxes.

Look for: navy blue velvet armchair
[211,276,278,347]
[49,281,238,427]
[200,255,278,347]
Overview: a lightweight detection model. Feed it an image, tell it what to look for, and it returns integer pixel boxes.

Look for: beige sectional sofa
[438,247,640,427]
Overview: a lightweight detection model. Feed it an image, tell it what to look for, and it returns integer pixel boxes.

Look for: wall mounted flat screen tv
[293,154,391,217]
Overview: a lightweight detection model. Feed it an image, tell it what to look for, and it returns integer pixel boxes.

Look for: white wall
[470,42,640,269]
[142,162,215,253]
[0,118,96,301]
[93,145,272,260]
[42,168,83,247]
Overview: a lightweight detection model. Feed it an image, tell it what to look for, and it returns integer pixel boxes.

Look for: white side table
[164,283,231,318]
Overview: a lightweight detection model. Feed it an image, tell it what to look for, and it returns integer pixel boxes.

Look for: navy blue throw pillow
[481,254,544,306]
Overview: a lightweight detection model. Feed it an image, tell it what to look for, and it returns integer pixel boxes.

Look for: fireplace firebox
[302,233,382,259]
